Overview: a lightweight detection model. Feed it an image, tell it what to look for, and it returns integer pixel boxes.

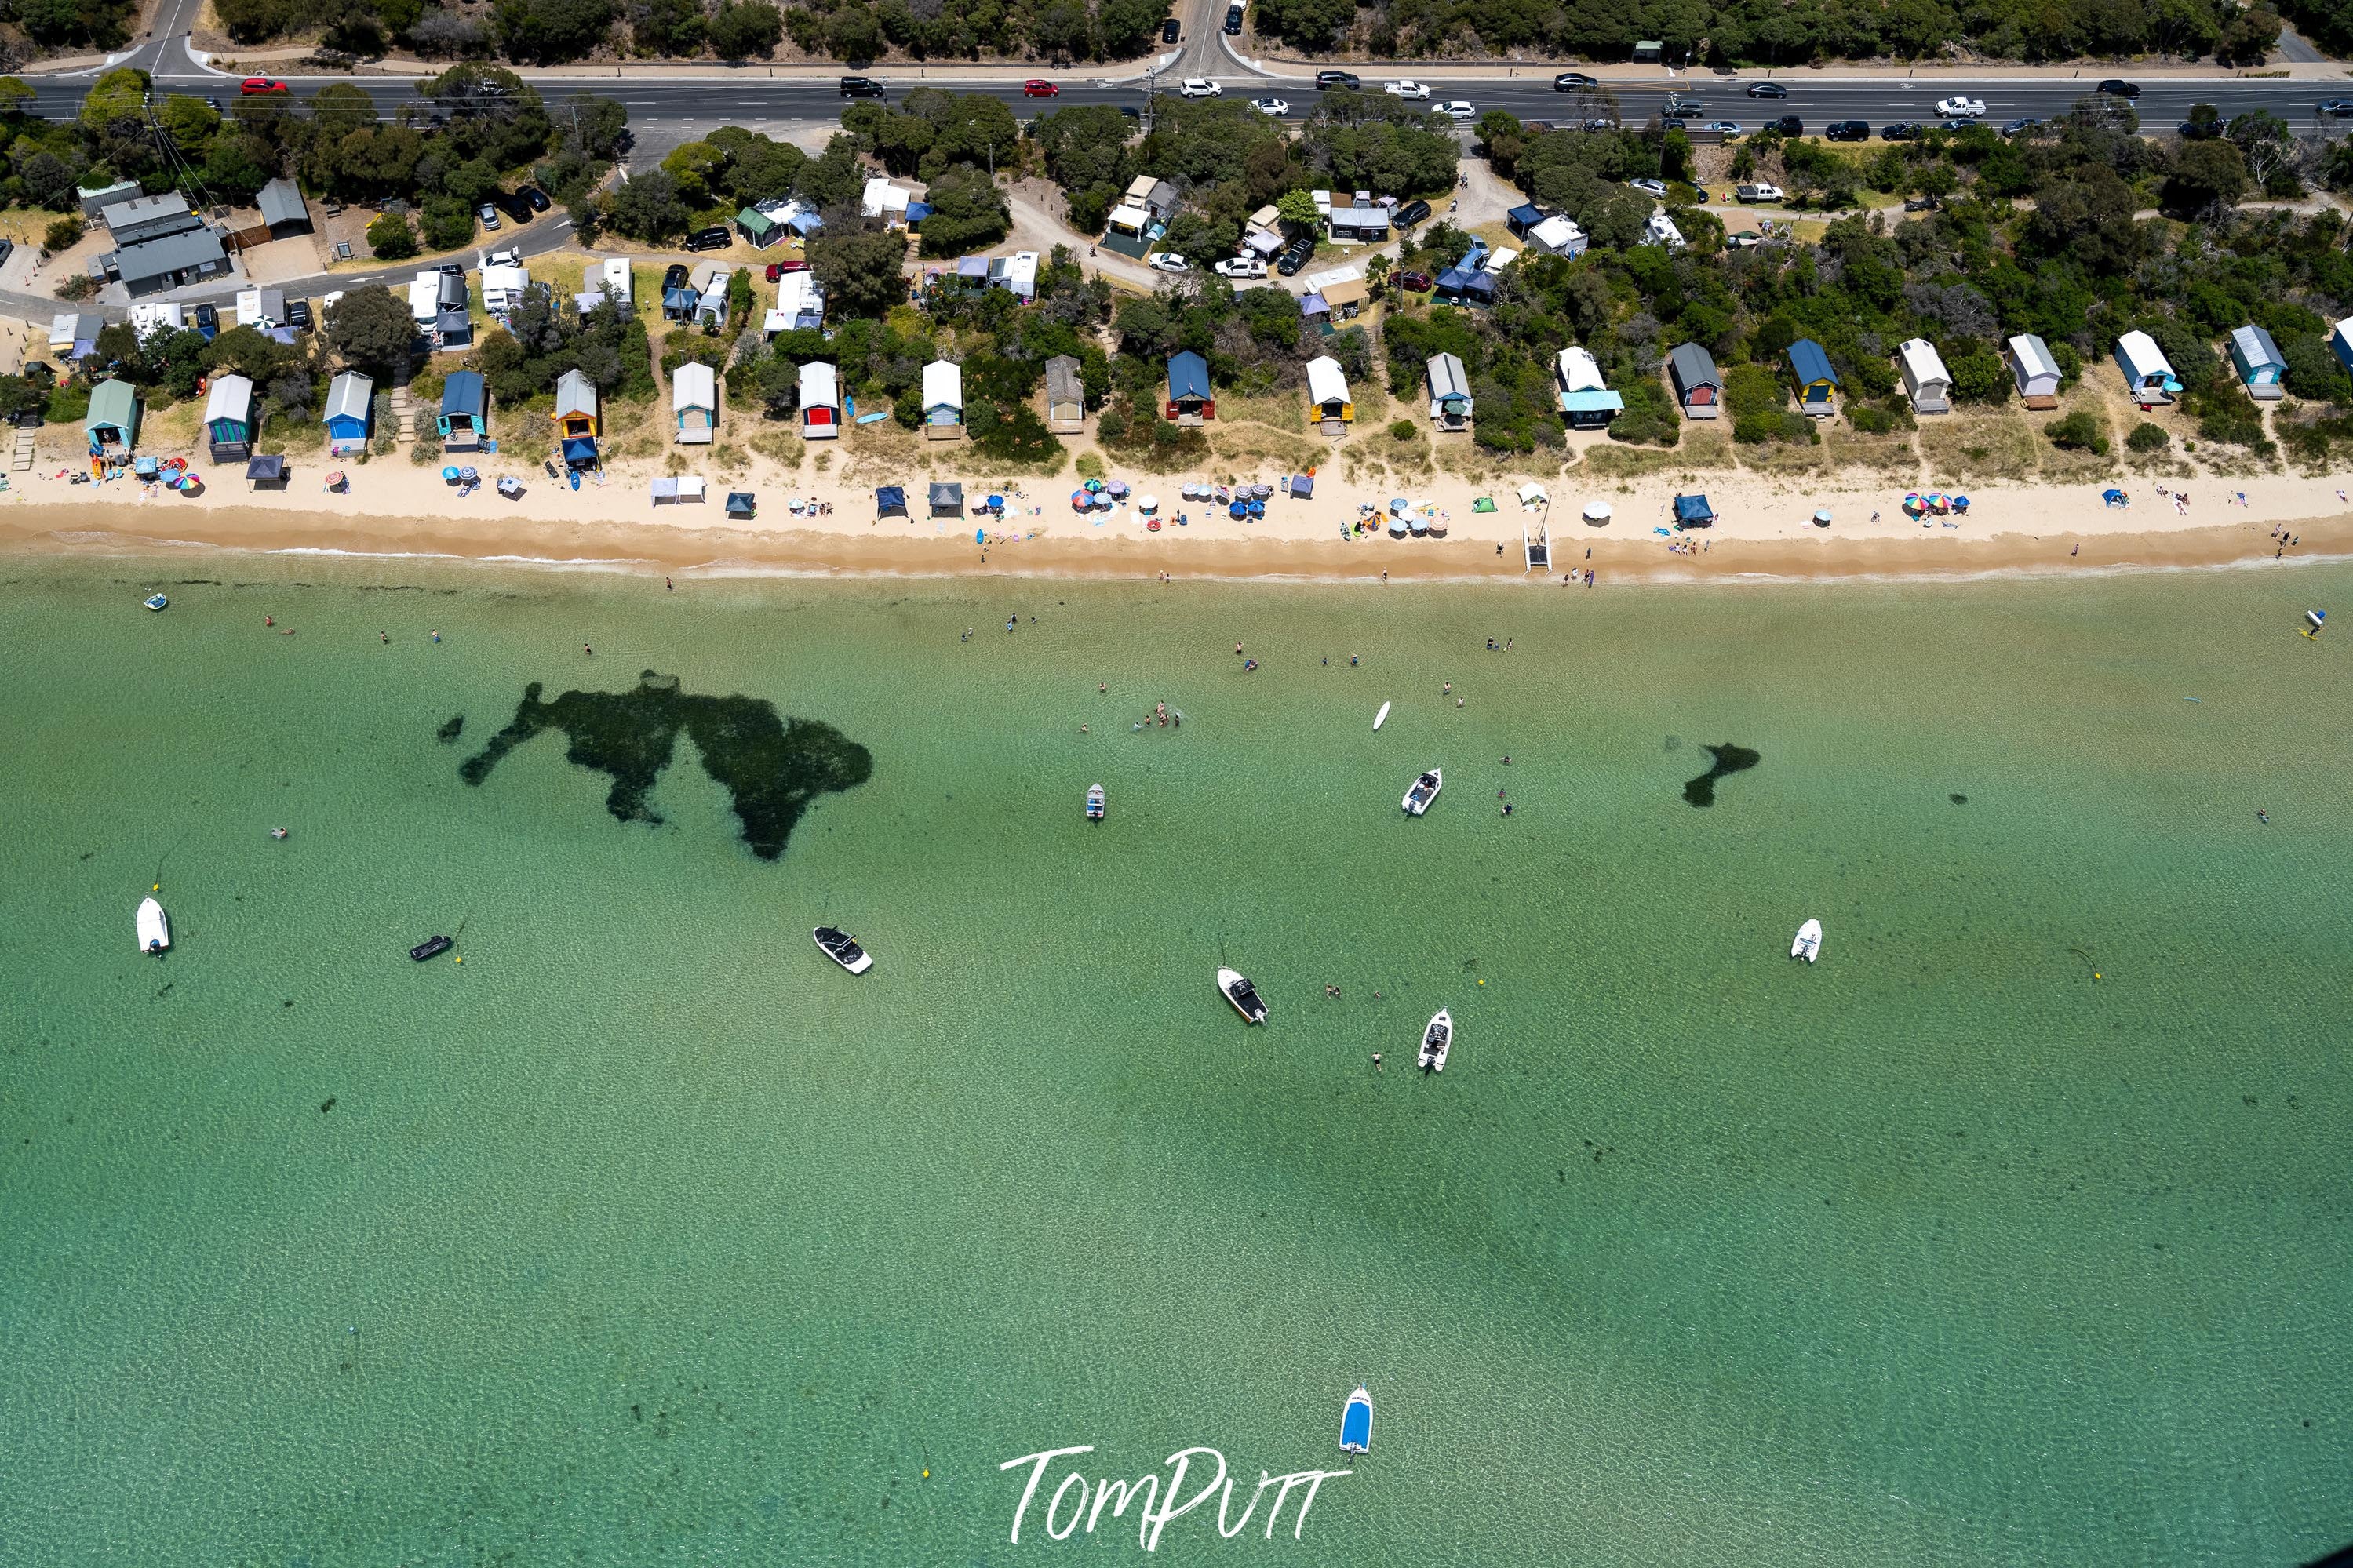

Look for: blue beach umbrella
[442,466,461,481]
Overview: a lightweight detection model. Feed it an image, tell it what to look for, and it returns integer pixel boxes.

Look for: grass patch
[1207,420,1325,477]
[1918,409,2038,481]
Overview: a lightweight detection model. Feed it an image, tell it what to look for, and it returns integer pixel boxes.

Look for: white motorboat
[136,897,169,953]
[1402,768,1442,816]
[1085,783,1105,820]
[1418,1008,1452,1071]
[814,926,873,974]
[1790,918,1822,963]
[1217,966,1267,1024]
[143,593,169,612]
[1373,700,1390,731]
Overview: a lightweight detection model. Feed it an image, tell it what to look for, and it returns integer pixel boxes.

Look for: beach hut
[85,378,139,453]
[1787,339,1840,414]
[245,453,287,491]
[875,485,909,519]
[1897,337,1952,414]
[1554,346,1623,430]
[922,359,963,441]
[1166,351,1214,425]
[1426,352,1472,432]
[2229,325,2286,401]
[1044,355,1085,434]
[2332,316,2353,373]
[2006,333,2061,408]
[2113,329,2179,403]
[673,362,717,445]
[1306,355,1353,430]
[438,370,486,452]
[650,476,708,504]
[930,480,964,517]
[322,370,372,455]
[1667,343,1721,420]
[800,362,840,438]
[555,368,600,440]
[202,373,255,461]
[1673,493,1716,529]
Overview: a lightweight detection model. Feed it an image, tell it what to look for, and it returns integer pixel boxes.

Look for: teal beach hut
[86,377,139,453]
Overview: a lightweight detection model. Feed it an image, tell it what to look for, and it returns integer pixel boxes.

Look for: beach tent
[726,492,756,518]
[1290,472,1314,499]
[203,373,255,461]
[2005,333,2061,408]
[1674,493,1716,529]
[930,480,963,516]
[922,359,963,441]
[876,485,909,519]
[245,453,287,490]
[1554,346,1623,429]
[561,436,598,470]
[2230,324,2286,401]
[1166,351,1214,424]
[1897,337,1952,414]
[555,368,600,440]
[800,362,840,438]
[1786,339,1840,413]
[1472,496,1497,513]
[2113,330,2179,400]
[673,362,717,445]
[1044,355,1085,434]
[1306,355,1353,427]
[1668,343,1721,418]
[2103,488,2128,508]
[322,370,372,455]
[1427,352,1472,431]
[650,476,707,504]
[1517,481,1548,508]
[86,378,139,452]
[437,370,486,451]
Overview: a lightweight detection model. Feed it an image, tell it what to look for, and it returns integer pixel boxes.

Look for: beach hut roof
[1044,355,1082,407]
[1167,351,1211,400]
[2114,329,2173,380]
[1787,338,1839,387]
[204,373,253,424]
[86,378,137,432]
[2006,333,2059,379]
[1898,337,1951,386]
[799,361,838,406]
[1426,352,1469,401]
[1306,355,1349,406]
[923,359,962,411]
[929,480,963,514]
[440,371,484,416]
[2231,323,2285,372]
[1555,345,1606,393]
[672,362,716,411]
[322,371,371,424]
[554,368,599,419]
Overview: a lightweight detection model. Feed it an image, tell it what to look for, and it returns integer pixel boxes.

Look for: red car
[1022,79,1060,97]
[240,76,290,94]
[764,260,811,281]
[1396,271,1433,292]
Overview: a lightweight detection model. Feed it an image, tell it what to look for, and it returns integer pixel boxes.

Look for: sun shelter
[922,359,963,441]
[1674,493,1716,529]
[673,362,717,445]
[322,370,372,455]
[2006,333,2061,408]
[876,485,909,519]
[561,436,597,470]
[1554,346,1623,430]
[1291,472,1314,499]
[2229,324,2286,401]
[800,361,840,438]
[726,491,756,518]
[245,453,287,490]
[1044,355,1085,434]
[1517,480,1549,509]
[438,370,486,451]
[1306,355,1353,429]
[2113,329,2178,403]
[1786,339,1840,414]
[203,373,255,461]
[1897,337,1952,414]
[1166,351,1214,424]
[86,378,140,453]
[930,480,963,516]
[555,367,599,440]
[1427,352,1472,431]
[650,476,707,504]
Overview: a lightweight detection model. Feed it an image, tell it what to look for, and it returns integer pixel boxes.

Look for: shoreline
[2,501,2347,590]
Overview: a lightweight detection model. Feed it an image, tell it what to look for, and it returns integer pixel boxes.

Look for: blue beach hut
[437,370,486,452]
[2229,324,2286,401]
[322,370,372,455]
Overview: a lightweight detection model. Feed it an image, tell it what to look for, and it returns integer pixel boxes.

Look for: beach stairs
[9,424,32,471]
[388,380,417,445]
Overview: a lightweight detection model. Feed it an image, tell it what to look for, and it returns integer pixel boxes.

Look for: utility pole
[1142,70,1158,139]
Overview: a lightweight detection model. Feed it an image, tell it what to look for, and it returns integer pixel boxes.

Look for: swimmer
[2257,809,2270,824]
[584,645,592,655]
[1350,654,1358,666]
[264,615,273,627]
[380,631,388,644]
[430,630,440,643]
[1443,682,1452,694]
[1456,698,1464,708]
[1235,642,1244,656]
[1501,755,1510,765]
[1098,682,1107,693]
[1080,725,1089,733]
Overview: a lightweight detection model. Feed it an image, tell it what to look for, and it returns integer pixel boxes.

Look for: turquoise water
[2,557,2348,1564]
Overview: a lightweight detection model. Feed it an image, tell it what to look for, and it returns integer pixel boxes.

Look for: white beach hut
[1897,337,1952,414]
[2114,329,2179,403]
[922,359,963,441]
[672,361,716,445]
[800,361,840,438]
[2006,333,2061,408]
[1306,355,1353,430]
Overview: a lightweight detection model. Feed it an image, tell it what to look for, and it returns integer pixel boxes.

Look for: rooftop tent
[1166,350,1214,423]
[1506,202,1546,236]
[1289,473,1313,498]
[875,485,909,518]
[1787,337,1840,409]
[322,370,372,454]
[1897,337,1952,413]
[1673,493,1715,528]
[2113,329,2177,394]
[2231,323,2286,398]
[1044,354,1085,432]
[245,453,286,488]
[85,378,139,450]
[929,480,964,515]
[672,361,717,445]
[726,491,756,518]
[561,435,599,469]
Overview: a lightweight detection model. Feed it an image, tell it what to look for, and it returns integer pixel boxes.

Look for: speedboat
[1419,1008,1452,1071]
[1086,783,1105,820]
[136,897,169,953]
[1373,700,1390,731]
[1403,768,1442,816]
[1339,1386,1373,1454]
[1217,966,1267,1024]
[814,926,873,974]
[1790,918,1822,963]
[143,593,169,611]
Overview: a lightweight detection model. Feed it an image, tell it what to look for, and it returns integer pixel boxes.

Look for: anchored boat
[410,934,453,962]
[1790,918,1822,963]
[135,897,169,953]
[1217,966,1267,1024]
[1339,1386,1373,1454]
[1086,783,1105,820]
[1418,1008,1452,1071]
[142,593,169,612]
[1402,768,1442,816]
[814,926,873,974]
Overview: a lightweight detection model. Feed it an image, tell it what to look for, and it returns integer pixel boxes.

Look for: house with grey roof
[100,191,199,246]
[107,224,231,297]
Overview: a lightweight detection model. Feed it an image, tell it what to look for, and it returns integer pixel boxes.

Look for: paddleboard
[1373,700,1390,731]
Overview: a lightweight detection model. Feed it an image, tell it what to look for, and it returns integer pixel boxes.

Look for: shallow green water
[2,556,2347,1565]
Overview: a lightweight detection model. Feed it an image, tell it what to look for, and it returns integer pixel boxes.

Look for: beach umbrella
[1389,497,1408,513]
[1902,492,1923,514]
[1951,494,1970,511]
[442,466,461,481]
[1812,508,1832,526]
[1071,492,1091,511]
[985,493,1003,512]
[1138,495,1157,514]
[1583,500,1612,524]
[1106,480,1128,498]
[1229,500,1248,518]
[1084,478,1103,493]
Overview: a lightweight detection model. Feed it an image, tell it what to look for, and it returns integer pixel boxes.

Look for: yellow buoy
[453,955,463,964]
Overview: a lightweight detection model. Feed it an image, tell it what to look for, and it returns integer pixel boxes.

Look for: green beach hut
[85,377,139,453]
[203,373,254,461]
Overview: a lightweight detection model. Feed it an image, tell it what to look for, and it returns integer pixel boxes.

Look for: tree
[79,67,148,135]
[494,0,615,63]
[1275,189,1321,227]
[811,227,910,320]
[158,93,221,153]
[563,93,632,159]
[2045,409,2108,453]
[606,169,690,241]
[421,195,477,250]
[709,1,784,57]
[366,210,419,259]
[329,286,417,371]
[1947,341,2010,405]
[2162,139,2248,215]
[0,78,35,117]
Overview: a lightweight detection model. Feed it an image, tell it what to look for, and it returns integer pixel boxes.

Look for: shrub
[44,384,89,423]
[1849,404,1895,435]
[366,211,418,260]
[42,215,82,252]
[1388,417,1415,440]
[2125,420,2169,452]
[2045,410,2108,454]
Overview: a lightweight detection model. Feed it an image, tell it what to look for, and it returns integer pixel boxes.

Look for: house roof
[1167,351,1211,401]
[1898,337,1951,386]
[86,378,137,431]
[1787,338,1839,387]
[554,369,599,419]
[1317,277,1370,307]
[2231,323,2285,371]
[1556,346,1606,394]
[322,371,372,424]
[800,361,839,405]
[2006,333,2060,380]
[257,178,308,228]
[1044,355,1083,409]
[672,362,716,410]
[440,370,485,416]
[1668,341,1721,389]
[203,373,253,425]
[1426,352,1469,401]
[111,224,226,284]
[1306,355,1349,406]
[1125,173,1159,202]
[923,359,962,410]
[101,191,195,244]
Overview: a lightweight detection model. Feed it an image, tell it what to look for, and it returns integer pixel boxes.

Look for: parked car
[839,76,887,97]
[1396,270,1432,291]
[1902,194,1940,212]
[1022,78,1059,97]
[686,225,731,252]
[1824,118,1870,140]
[1934,96,1986,117]
[2096,78,2141,99]
[1626,177,1667,197]
[1161,16,1180,40]
[1699,120,1743,137]
[1275,240,1313,276]
[1251,96,1291,116]
[1383,80,1430,100]
[193,303,219,340]
[1746,80,1789,98]
[1393,198,1431,227]
[1316,70,1360,89]
[2001,116,2045,136]
[476,202,501,231]
[1440,100,1477,121]
[1553,72,1597,90]
[240,77,289,94]
[764,260,810,280]
[2320,98,2353,118]
[498,191,534,223]
[1735,181,1785,202]
[1223,3,1244,34]
[1148,252,1192,273]
[1764,115,1802,136]
[662,263,690,293]
[1213,256,1266,278]
[1582,117,1620,132]
[1178,78,1221,98]
[519,184,551,212]
[287,297,312,330]
[1879,122,1921,140]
